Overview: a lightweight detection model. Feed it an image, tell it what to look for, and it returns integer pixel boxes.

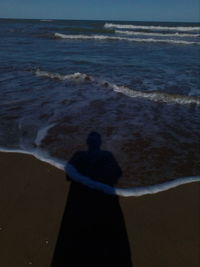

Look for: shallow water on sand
[0,19,200,188]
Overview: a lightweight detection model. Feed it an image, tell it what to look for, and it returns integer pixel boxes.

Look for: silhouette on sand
[51,132,133,267]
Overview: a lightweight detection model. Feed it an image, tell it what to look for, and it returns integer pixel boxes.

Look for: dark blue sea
[0,18,200,190]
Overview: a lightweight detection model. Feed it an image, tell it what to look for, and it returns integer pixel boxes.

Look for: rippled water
[0,18,200,188]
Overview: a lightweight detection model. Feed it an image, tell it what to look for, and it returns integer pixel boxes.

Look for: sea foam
[115,30,200,38]
[35,69,200,105]
[0,147,200,197]
[105,23,200,32]
[66,163,200,197]
[35,69,92,81]
[54,32,200,45]
[34,123,56,147]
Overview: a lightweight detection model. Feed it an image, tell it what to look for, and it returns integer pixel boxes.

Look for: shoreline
[0,151,200,266]
[1,148,200,197]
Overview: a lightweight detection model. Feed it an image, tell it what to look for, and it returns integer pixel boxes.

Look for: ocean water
[0,18,200,193]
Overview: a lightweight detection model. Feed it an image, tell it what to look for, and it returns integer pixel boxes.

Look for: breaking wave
[115,30,200,38]
[105,23,200,32]
[54,32,199,45]
[35,69,92,81]
[35,69,200,105]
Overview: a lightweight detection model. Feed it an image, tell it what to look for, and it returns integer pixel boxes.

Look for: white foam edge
[1,147,200,197]
[54,33,199,45]
[35,69,92,81]
[115,30,200,38]
[104,23,200,32]
[34,69,200,105]
[34,123,56,146]
[0,147,65,170]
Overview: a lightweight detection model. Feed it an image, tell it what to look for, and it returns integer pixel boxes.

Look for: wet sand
[0,151,199,267]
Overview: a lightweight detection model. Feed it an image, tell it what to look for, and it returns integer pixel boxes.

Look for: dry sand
[0,151,199,267]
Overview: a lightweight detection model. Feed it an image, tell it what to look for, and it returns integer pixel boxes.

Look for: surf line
[35,69,200,105]
[104,23,200,32]
[1,148,200,197]
[54,32,200,45]
[65,163,200,197]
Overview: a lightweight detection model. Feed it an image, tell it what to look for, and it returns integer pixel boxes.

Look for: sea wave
[35,69,200,105]
[0,148,200,197]
[40,19,53,22]
[54,32,199,45]
[35,69,93,81]
[105,23,200,32]
[115,30,200,38]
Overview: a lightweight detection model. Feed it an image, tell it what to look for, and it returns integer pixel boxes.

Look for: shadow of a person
[51,132,133,267]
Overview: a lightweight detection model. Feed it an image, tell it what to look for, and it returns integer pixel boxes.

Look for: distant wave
[35,69,200,105]
[115,30,200,38]
[105,23,200,32]
[40,19,53,22]
[54,32,199,45]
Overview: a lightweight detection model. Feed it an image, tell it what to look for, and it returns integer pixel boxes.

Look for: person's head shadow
[51,132,133,267]
[68,131,122,186]
[87,131,102,151]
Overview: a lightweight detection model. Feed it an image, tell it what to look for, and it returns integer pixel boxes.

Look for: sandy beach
[0,151,199,267]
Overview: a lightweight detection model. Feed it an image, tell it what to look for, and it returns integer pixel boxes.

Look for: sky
[0,0,199,22]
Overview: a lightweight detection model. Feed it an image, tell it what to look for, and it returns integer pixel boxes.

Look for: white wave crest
[35,69,94,82]
[1,148,200,197]
[35,69,200,105]
[113,85,200,105]
[115,30,200,38]
[54,32,199,45]
[105,23,200,32]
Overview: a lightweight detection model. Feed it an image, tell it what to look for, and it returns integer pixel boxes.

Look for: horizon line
[0,16,199,24]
